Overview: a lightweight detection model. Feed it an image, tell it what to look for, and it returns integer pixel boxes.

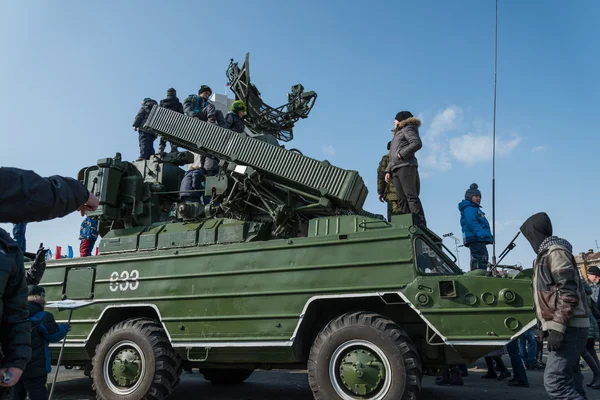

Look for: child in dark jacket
[459,183,493,271]
[9,285,69,400]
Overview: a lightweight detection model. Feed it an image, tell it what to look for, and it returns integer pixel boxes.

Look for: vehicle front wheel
[91,318,181,400]
[308,312,421,400]
[199,368,254,385]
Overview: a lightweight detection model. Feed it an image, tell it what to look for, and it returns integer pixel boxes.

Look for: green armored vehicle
[38,55,536,400]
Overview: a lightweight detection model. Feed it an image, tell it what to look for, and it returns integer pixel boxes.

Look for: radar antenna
[226,53,317,142]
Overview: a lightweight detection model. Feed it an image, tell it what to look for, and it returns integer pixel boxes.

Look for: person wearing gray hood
[384,111,426,226]
[521,212,589,399]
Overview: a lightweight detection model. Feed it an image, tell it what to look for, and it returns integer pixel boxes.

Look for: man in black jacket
[158,88,183,155]
[133,98,159,161]
[0,167,97,392]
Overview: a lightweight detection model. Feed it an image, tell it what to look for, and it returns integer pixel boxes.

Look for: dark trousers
[485,355,508,373]
[506,339,529,383]
[544,326,587,400]
[138,131,156,159]
[391,166,426,226]
[8,374,48,400]
[158,137,178,154]
[520,328,537,366]
[586,338,600,367]
[468,241,489,271]
[385,197,401,222]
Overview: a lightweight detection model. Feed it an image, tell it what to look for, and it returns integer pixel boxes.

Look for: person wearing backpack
[9,285,70,400]
[157,88,183,155]
[133,97,159,160]
[183,85,217,124]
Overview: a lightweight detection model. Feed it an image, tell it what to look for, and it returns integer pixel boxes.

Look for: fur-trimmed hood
[393,117,421,134]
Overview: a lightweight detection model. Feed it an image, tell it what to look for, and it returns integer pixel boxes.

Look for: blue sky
[0,1,598,268]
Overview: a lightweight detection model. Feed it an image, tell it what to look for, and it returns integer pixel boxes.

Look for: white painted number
[129,270,139,291]
[109,270,140,292]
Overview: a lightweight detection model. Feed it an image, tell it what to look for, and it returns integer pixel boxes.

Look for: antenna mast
[492,0,499,266]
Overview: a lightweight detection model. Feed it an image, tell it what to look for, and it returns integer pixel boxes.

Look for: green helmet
[231,100,247,114]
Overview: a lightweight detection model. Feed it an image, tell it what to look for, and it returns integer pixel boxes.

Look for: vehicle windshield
[415,238,460,275]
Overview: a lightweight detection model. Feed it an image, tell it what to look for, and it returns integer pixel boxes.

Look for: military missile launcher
[39,54,535,400]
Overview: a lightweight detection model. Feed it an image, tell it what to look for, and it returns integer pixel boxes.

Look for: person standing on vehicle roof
[377,141,400,222]
[133,97,159,161]
[183,85,220,172]
[224,100,247,133]
[0,167,98,392]
[459,183,493,271]
[384,111,426,227]
[521,212,589,399]
[158,88,183,155]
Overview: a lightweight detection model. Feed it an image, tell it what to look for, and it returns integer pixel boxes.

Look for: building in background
[576,249,600,281]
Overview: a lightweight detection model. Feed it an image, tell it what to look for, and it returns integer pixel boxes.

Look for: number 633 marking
[109,270,140,292]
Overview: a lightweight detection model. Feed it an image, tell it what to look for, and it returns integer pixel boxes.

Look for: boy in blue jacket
[459,183,493,271]
[9,285,69,400]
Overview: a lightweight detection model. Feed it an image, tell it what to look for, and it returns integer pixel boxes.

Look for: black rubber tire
[308,311,422,400]
[91,318,182,400]
[199,368,254,385]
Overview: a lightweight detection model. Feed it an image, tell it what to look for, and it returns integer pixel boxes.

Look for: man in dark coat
[377,141,400,222]
[521,212,589,399]
[158,88,183,155]
[133,98,159,161]
[0,167,97,392]
[9,285,69,400]
[384,111,426,227]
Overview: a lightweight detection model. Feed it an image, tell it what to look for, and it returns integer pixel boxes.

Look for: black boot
[582,350,600,389]
[482,357,497,379]
[493,356,511,380]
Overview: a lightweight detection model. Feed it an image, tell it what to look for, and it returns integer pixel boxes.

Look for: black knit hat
[167,88,176,97]
[198,85,212,95]
[465,183,482,200]
[28,285,45,297]
[588,266,600,276]
[395,111,413,123]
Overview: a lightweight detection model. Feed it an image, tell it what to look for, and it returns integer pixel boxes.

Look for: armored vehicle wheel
[308,312,421,400]
[91,318,182,400]
[199,368,254,385]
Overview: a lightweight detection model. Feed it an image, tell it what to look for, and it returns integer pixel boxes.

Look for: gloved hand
[34,243,48,264]
[547,329,564,352]
[63,323,72,332]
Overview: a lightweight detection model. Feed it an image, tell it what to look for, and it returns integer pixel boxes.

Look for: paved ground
[47,358,600,400]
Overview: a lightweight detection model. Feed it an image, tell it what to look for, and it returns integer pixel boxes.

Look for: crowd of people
[376,111,598,399]
[133,85,248,205]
